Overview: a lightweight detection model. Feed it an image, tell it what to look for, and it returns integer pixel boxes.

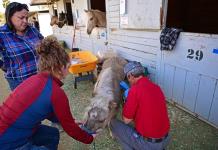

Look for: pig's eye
[99,119,106,123]
[90,112,98,119]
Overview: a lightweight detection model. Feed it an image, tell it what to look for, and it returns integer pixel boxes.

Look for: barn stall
[35,0,218,128]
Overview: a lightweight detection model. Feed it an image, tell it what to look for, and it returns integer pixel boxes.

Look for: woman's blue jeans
[16,125,60,150]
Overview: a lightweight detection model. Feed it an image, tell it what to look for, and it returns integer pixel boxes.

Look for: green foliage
[2,0,10,8]
[0,13,5,25]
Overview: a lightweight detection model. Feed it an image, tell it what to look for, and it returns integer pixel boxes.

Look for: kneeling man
[110,61,170,150]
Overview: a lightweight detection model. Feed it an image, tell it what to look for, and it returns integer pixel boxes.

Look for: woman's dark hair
[5,2,29,30]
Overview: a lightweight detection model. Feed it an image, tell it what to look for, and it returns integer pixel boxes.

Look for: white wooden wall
[53,26,107,55]
[72,0,88,26]
[56,0,66,13]
[119,0,161,29]
[159,33,218,127]
[53,26,74,48]
[106,0,160,83]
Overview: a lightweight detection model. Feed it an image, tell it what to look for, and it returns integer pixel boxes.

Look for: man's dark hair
[128,71,144,78]
[5,2,29,30]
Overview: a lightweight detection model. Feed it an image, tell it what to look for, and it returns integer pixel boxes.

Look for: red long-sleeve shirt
[123,77,170,138]
[0,72,93,149]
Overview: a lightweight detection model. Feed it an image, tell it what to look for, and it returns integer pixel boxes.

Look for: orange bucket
[68,51,98,74]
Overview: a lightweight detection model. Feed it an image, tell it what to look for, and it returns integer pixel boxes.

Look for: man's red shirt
[123,77,170,138]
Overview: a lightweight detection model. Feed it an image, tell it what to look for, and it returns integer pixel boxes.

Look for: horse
[50,11,67,28]
[83,57,127,132]
[84,9,106,35]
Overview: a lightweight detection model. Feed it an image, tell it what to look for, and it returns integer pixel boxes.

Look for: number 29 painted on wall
[187,49,203,61]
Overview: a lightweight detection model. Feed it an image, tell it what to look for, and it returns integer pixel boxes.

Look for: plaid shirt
[0,24,43,81]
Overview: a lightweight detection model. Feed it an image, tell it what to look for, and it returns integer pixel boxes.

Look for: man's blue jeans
[110,119,170,150]
[16,125,60,150]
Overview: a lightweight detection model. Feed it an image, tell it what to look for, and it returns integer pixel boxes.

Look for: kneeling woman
[0,37,96,150]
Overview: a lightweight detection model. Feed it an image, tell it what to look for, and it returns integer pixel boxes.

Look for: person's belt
[145,133,168,143]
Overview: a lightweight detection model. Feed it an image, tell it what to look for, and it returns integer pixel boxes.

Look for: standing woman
[0,2,43,90]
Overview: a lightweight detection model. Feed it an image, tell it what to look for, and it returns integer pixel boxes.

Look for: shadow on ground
[0,70,10,103]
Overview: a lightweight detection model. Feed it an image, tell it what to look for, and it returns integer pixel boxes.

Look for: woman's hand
[75,119,85,125]
[91,133,98,138]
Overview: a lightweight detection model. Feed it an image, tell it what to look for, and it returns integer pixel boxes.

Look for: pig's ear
[109,101,118,110]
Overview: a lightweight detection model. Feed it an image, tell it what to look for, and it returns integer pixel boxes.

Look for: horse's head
[58,12,67,28]
[84,9,98,35]
[50,16,58,26]
[84,9,106,35]
[50,12,67,28]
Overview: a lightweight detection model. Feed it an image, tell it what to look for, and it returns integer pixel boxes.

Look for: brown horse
[84,9,106,35]
[50,12,67,28]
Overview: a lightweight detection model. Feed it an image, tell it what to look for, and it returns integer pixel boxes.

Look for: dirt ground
[59,74,218,150]
[0,71,218,150]
[0,70,10,102]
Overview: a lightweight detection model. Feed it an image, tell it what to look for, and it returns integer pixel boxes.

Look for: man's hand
[122,116,133,124]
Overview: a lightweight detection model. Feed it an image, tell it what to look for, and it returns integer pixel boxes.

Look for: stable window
[65,2,73,25]
[119,0,161,29]
[88,0,106,12]
[166,0,218,34]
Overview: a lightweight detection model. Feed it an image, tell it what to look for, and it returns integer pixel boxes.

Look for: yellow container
[69,51,98,74]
